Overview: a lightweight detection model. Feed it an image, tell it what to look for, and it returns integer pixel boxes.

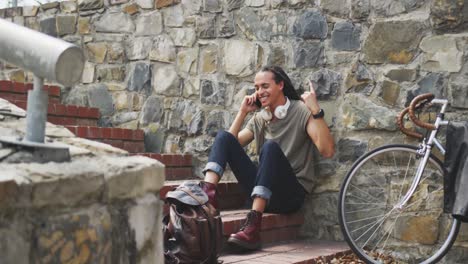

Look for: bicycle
[338,93,462,264]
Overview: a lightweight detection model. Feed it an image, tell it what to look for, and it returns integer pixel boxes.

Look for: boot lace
[239,211,256,231]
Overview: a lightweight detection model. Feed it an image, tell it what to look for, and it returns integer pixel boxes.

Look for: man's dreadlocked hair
[259,66,301,100]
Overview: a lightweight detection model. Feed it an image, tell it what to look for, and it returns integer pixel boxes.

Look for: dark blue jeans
[203,131,306,214]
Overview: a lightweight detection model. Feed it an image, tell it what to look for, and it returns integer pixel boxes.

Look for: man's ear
[279,80,284,90]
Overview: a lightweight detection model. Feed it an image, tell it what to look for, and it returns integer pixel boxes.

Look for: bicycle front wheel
[339,144,460,264]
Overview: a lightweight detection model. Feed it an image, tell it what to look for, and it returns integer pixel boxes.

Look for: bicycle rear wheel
[339,144,460,264]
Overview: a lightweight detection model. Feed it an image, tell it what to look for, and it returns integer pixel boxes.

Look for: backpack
[163,182,224,264]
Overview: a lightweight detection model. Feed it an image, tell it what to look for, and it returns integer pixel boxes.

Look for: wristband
[312,109,324,119]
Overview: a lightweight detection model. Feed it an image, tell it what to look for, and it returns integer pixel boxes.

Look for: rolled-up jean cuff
[251,185,272,200]
[202,162,224,177]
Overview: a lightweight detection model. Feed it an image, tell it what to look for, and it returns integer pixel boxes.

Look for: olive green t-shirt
[246,100,317,193]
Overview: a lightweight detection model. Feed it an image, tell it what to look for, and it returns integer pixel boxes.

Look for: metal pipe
[0,18,84,86]
[25,75,48,143]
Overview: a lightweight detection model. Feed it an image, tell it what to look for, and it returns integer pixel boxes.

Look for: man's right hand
[240,94,260,114]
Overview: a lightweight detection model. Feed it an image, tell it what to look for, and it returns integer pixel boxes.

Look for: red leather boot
[227,210,262,250]
[199,181,218,209]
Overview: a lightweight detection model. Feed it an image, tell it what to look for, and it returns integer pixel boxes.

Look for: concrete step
[160,180,247,211]
[220,240,350,264]
[65,126,145,153]
[0,80,61,103]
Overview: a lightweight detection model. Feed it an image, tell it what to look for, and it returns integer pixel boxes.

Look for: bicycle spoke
[346,206,386,214]
[349,184,382,203]
[397,153,415,202]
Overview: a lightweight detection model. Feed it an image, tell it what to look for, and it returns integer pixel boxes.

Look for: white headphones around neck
[260,97,290,121]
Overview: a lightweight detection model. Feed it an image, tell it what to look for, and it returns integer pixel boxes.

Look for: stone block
[153,65,181,96]
[110,0,129,4]
[205,110,230,136]
[430,0,465,31]
[156,0,181,9]
[183,77,201,97]
[136,0,154,9]
[128,194,163,263]
[341,94,398,131]
[203,0,222,12]
[420,35,463,73]
[135,11,163,36]
[197,14,216,39]
[25,17,40,31]
[95,12,135,33]
[200,79,227,106]
[86,42,107,63]
[385,68,417,82]
[61,1,78,13]
[337,138,368,162]
[381,80,400,106]
[127,62,152,95]
[23,6,39,17]
[96,65,126,82]
[167,99,204,135]
[293,10,327,40]
[309,68,341,100]
[123,3,140,15]
[216,13,236,38]
[163,4,184,28]
[351,0,370,19]
[31,170,105,208]
[236,7,271,41]
[149,35,176,63]
[227,0,243,10]
[292,40,324,68]
[140,96,165,126]
[245,0,264,7]
[104,156,164,200]
[177,48,199,74]
[320,0,349,17]
[224,40,256,77]
[56,15,77,36]
[78,0,104,11]
[78,17,91,34]
[82,62,95,84]
[363,20,426,64]
[107,42,125,63]
[126,37,153,60]
[0,219,30,264]
[87,84,115,116]
[331,21,361,51]
[200,45,218,74]
[406,73,446,106]
[40,17,57,37]
[394,215,439,244]
[143,123,165,152]
[168,28,196,47]
[344,62,375,95]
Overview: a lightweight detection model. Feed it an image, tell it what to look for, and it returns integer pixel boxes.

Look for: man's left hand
[301,81,321,115]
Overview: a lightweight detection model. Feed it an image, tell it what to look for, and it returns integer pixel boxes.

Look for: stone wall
[2,0,468,259]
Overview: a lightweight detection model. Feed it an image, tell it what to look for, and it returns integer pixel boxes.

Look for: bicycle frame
[395,98,449,209]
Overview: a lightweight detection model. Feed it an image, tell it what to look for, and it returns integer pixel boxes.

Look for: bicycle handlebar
[397,93,436,139]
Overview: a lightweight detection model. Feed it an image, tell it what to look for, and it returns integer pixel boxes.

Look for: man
[199,66,335,250]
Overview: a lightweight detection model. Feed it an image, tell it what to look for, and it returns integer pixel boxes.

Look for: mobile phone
[255,98,261,108]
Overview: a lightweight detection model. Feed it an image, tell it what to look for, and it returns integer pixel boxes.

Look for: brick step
[134,153,194,181]
[0,80,61,103]
[160,180,247,211]
[220,240,350,264]
[8,100,99,126]
[221,209,304,246]
[65,126,145,153]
